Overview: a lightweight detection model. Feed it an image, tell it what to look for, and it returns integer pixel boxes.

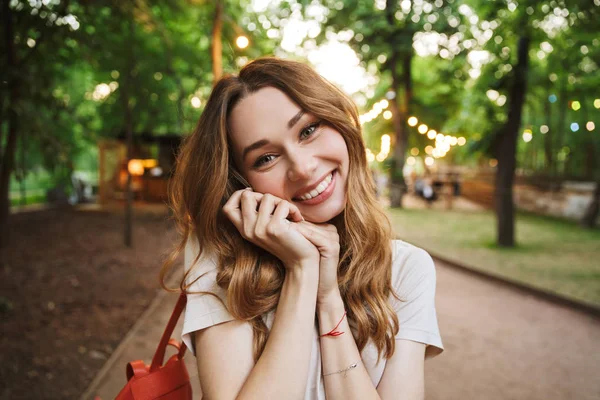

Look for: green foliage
[448,0,600,178]
[1,0,276,196]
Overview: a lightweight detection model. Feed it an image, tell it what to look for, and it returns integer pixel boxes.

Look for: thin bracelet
[319,311,347,338]
[323,360,361,378]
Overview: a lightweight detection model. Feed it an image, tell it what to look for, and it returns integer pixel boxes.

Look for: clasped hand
[222,189,340,302]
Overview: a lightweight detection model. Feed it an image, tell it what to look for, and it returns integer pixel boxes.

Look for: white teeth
[298,172,334,201]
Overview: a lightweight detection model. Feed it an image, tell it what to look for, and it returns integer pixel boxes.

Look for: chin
[301,198,346,223]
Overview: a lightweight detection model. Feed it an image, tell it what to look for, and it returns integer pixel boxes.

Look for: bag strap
[150,292,188,372]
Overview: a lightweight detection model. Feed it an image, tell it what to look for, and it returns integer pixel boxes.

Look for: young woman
[162,57,444,399]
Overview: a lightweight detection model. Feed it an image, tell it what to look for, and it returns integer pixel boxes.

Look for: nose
[286,148,317,182]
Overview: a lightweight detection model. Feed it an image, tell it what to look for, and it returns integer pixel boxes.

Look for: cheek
[247,171,287,197]
[326,131,350,168]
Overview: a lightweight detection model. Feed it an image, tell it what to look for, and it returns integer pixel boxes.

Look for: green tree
[459,0,599,245]
[315,0,465,207]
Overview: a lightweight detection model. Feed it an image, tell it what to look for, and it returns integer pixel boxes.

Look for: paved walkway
[82,257,600,400]
[427,260,600,400]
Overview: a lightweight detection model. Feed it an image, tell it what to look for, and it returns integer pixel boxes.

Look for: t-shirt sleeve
[180,235,235,356]
[391,240,444,359]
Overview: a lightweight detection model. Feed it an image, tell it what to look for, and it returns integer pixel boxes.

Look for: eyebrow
[242,110,305,161]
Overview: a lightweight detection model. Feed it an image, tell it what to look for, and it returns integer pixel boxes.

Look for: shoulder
[390,240,436,297]
[391,240,435,276]
[184,234,220,289]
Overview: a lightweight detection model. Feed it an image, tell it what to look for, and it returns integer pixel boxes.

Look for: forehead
[228,86,301,151]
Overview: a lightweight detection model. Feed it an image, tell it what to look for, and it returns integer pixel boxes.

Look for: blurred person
[162,58,443,399]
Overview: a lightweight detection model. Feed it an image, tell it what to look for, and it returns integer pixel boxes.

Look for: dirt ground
[0,206,181,399]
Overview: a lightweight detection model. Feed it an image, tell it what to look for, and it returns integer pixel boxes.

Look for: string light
[366,148,375,162]
[360,98,469,162]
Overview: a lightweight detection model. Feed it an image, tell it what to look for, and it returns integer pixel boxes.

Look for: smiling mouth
[292,170,337,204]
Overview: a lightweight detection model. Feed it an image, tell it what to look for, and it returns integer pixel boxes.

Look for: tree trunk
[556,80,567,175]
[579,181,600,229]
[543,95,553,173]
[19,129,26,206]
[386,0,411,208]
[123,18,135,248]
[583,107,596,180]
[580,181,599,229]
[495,36,530,248]
[0,0,19,249]
[211,1,223,85]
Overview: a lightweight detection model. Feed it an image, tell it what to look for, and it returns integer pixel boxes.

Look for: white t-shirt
[181,238,444,398]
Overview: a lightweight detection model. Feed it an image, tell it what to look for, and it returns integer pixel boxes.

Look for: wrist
[285,260,319,286]
[317,288,344,310]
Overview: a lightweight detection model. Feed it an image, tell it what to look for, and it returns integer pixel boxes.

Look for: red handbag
[115,292,192,400]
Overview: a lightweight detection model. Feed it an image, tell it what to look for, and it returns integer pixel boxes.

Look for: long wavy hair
[160,57,400,362]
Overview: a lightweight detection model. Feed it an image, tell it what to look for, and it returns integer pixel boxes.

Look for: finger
[266,201,291,237]
[222,188,250,228]
[256,194,276,235]
[255,193,303,222]
[240,190,260,236]
[272,200,291,223]
[295,222,329,247]
[298,221,332,236]
[286,202,304,222]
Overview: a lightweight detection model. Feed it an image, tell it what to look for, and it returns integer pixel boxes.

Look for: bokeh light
[191,97,201,108]
[236,35,249,49]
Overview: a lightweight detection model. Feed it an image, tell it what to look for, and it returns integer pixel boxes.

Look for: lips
[296,172,333,200]
[292,170,334,201]
[292,170,337,205]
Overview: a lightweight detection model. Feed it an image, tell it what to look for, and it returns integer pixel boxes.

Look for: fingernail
[245,187,252,191]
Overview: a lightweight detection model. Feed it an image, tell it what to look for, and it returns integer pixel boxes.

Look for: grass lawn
[387,207,600,308]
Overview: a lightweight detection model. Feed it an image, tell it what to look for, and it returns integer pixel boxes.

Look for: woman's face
[228,86,349,223]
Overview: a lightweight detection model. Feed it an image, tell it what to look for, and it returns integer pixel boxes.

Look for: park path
[83,257,600,400]
[427,260,600,400]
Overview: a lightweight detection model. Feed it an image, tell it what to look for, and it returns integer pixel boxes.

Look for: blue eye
[300,121,321,140]
[253,154,276,168]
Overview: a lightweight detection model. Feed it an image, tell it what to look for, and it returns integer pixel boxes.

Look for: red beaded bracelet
[319,311,347,338]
